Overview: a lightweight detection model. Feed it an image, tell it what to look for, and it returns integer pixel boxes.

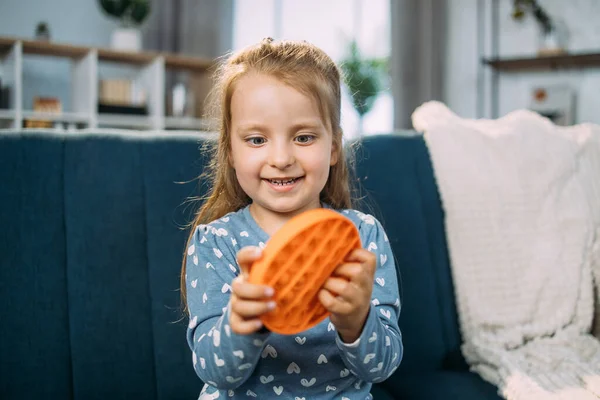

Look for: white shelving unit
[0,37,214,131]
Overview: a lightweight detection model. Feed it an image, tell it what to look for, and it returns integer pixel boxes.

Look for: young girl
[182,38,402,400]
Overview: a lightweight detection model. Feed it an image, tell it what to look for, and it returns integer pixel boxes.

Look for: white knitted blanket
[412,101,600,399]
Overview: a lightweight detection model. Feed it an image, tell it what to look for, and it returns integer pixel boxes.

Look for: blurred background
[0,0,599,137]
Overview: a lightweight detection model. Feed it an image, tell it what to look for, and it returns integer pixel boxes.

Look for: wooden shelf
[97,114,153,129]
[0,36,214,70]
[483,52,600,72]
[0,109,16,119]
[164,116,210,130]
[22,110,90,123]
[0,36,216,131]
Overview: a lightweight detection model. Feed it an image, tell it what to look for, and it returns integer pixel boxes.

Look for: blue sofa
[0,130,502,399]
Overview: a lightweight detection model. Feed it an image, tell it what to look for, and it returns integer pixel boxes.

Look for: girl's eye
[247,137,266,146]
[295,135,315,144]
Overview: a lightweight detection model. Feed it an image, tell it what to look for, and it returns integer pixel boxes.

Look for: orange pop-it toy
[248,208,361,335]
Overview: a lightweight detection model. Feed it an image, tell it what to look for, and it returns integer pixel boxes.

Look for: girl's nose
[268,141,295,169]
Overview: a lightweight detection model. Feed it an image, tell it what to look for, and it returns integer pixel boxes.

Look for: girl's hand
[229,246,276,335]
[318,248,377,343]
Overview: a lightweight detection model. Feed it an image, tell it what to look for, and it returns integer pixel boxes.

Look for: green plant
[99,0,151,27]
[339,40,388,133]
[511,0,553,34]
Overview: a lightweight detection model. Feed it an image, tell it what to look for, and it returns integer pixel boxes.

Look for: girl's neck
[249,200,322,236]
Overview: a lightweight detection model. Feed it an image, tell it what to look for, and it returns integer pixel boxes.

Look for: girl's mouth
[264,177,303,192]
[267,177,299,186]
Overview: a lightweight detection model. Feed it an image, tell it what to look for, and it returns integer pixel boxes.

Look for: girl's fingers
[318,288,352,315]
[331,263,363,280]
[229,310,264,335]
[322,276,353,299]
[232,275,274,300]
[236,246,262,276]
[231,296,276,318]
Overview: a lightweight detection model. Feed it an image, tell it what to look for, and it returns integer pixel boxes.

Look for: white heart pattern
[295,336,306,345]
[202,292,207,303]
[246,390,257,397]
[273,386,283,395]
[370,362,383,373]
[240,231,249,237]
[340,368,350,377]
[221,217,230,222]
[213,248,223,258]
[187,244,195,256]
[214,353,225,367]
[225,325,231,337]
[259,242,266,249]
[380,309,391,319]
[295,398,306,400]
[206,262,214,269]
[233,350,244,359]
[213,330,220,347]
[317,354,328,364]
[200,357,206,369]
[188,316,198,329]
[367,242,378,251]
[260,375,274,384]
[231,238,237,247]
[386,336,391,346]
[221,283,232,293]
[326,385,336,392]
[191,279,198,288]
[328,322,334,332]
[394,298,400,307]
[364,353,376,364]
[376,277,385,286]
[228,390,234,397]
[238,363,252,370]
[193,255,198,266]
[287,362,301,374]
[226,376,242,383]
[372,299,380,306]
[300,378,316,387]
[261,345,277,358]
[253,339,264,347]
[193,351,197,366]
[200,236,207,244]
[228,264,237,273]
[368,332,377,343]
[380,254,387,265]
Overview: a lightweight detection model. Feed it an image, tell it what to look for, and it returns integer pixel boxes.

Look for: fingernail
[265,287,274,297]
[252,247,262,257]
[267,301,276,310]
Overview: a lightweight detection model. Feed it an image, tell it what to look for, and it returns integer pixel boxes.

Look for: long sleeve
[185,221,271,390]
[335,215,403,383]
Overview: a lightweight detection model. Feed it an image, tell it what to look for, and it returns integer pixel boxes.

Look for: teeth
[269,178,296,186]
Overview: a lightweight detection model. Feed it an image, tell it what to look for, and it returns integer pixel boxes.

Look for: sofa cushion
[388,371,502,399]
[0,132,73,398]
[63,135,156,399]
[141,134,212,399]
[352,132,462,373]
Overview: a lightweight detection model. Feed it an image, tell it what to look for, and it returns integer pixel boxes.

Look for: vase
[111,28,142,52]
[537,21,568,56]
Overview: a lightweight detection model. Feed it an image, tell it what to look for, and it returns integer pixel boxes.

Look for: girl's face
[229,73,338,222]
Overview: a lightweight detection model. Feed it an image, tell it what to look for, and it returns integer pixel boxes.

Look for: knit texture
[413,101,600,399]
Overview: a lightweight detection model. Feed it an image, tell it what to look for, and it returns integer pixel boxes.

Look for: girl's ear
[330,130,341,166]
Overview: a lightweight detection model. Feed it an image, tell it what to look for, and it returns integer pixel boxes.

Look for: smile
[267,178,299,186]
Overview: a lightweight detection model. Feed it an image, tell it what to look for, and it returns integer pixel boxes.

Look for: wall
[445,0,600,124]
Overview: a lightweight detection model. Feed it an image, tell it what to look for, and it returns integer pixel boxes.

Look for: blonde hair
[180,38,353,312]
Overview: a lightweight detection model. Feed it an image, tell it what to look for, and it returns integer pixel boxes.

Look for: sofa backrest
[0,130,463,399]
[351,133,463,375]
